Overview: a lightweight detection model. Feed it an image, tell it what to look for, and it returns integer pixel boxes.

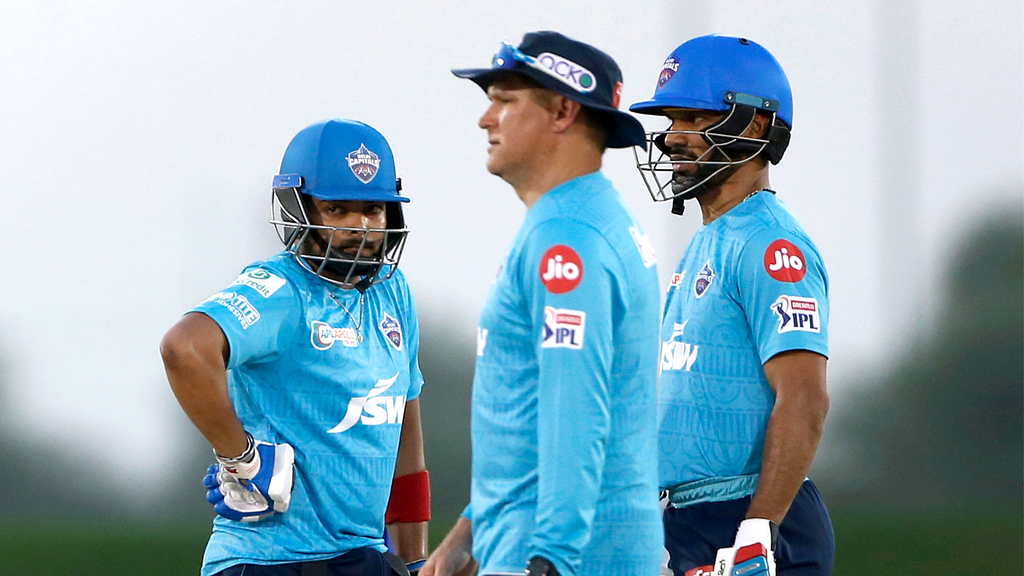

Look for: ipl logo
[347,144,381,184]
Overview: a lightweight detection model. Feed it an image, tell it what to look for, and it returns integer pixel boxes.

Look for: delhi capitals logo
[694,260,715,298]
[657,57,680,89]
[379,312,403,350]
[347,144,381,184]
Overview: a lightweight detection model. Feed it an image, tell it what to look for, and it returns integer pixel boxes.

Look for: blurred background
[0,0,1020,574]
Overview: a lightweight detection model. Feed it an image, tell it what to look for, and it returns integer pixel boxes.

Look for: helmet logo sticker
[657,57,679,89]
[540,245,583,293]
[764,239,807,282]
[347,144,381,184]
[694,260,715,298]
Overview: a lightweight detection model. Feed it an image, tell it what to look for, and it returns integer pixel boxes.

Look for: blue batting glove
[204,437,295,522]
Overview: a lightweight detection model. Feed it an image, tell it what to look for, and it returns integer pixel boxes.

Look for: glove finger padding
[207,440,295,521]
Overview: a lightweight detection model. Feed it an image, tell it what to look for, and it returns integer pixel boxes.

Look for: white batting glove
[711,518,777,576]
[204,434,295,522]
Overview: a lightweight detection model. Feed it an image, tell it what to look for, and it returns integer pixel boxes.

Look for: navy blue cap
[452,31,646,149]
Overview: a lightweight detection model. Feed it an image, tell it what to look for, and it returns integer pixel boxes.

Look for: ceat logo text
[540,245,583,293]
[764,239,807,282]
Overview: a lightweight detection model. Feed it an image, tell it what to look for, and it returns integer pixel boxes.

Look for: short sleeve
[399,276,425,401]
[736,229,829,363]
[190,267,304,369]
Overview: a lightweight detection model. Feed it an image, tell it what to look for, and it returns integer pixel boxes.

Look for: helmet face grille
[271,187,409,289]
[633,104,773,204]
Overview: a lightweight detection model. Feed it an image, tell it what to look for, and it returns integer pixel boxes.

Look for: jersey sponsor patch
[668,272,685,292]
[311,321,359,349]
[328,373,406,433]
[539,244,583,293]
[476,326,488,356]
[771,295,821,333]
[764,239,807,282]
[379,312,403,350]
[661,320,698,372]
[230,269,286,298]
[629,226,657,268]
[541,307,586,350]
[207,292,260,329]
[694,260,715,298]
[347,143,381,184]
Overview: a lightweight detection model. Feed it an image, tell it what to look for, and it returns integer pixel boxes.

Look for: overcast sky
[0,0,1020,489]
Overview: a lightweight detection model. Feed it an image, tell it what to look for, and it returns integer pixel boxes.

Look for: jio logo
[539,244,584,294]
[763,239,807,282]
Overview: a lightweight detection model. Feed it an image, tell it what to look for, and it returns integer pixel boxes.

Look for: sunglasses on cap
[491,40,596,94]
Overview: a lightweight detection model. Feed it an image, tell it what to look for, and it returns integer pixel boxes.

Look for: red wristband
[385,470,431,524]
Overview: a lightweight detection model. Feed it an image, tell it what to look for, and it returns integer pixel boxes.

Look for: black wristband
[526,556,560,576]
[769,520,780,551]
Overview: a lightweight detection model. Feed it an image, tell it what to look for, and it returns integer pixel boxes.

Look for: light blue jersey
[190,252,424,576]
[658,191,828,506]
[467,172,663,576]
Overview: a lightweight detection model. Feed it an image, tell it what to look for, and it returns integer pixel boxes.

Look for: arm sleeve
[736,229,829,363]
[189,266,303,368]
[522,220,620,576]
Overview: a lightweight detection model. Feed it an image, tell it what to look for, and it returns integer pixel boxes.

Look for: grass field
[0,509,1019,575]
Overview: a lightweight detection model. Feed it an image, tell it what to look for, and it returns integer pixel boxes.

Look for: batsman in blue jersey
[161,119,430,576]
[629,35,834,576]
[422,32,663,576]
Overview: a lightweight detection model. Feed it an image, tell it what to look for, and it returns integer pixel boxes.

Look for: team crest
[658,56,680,89]
[694,260,715,298]
[379,312,403,350]
[347,144,381,184]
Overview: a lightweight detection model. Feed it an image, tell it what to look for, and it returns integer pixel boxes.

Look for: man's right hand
[204,438,295,522]
[420,516,477,576]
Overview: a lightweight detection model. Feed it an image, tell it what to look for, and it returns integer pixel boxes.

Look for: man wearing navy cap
[161,119,429,575]
[630,35,834,576]
[423,31,662,576]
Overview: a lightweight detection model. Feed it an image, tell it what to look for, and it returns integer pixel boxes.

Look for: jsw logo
[662,321,699,372]
[328,374,406,433]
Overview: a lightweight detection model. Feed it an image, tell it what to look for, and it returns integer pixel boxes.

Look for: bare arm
[420,515,477,576]
[160,311,248,458]
[387,398,429,563]
[747,350,829,524]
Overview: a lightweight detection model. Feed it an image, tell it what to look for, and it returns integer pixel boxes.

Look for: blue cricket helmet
[630,34,793,129]
[271,119,410,290]
[275,118,410,203]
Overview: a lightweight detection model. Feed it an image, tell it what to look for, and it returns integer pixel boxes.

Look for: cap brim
[452,67,647,150]
[629,96,727,116]
[302,187,410,203]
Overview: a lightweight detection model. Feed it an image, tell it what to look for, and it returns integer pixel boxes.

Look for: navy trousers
[663,480,834,576]
[214,547,403,576]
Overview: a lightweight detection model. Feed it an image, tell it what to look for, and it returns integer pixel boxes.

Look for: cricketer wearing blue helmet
[630,35,835,576]
[161,119,430,576]
[423,31,663,576]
